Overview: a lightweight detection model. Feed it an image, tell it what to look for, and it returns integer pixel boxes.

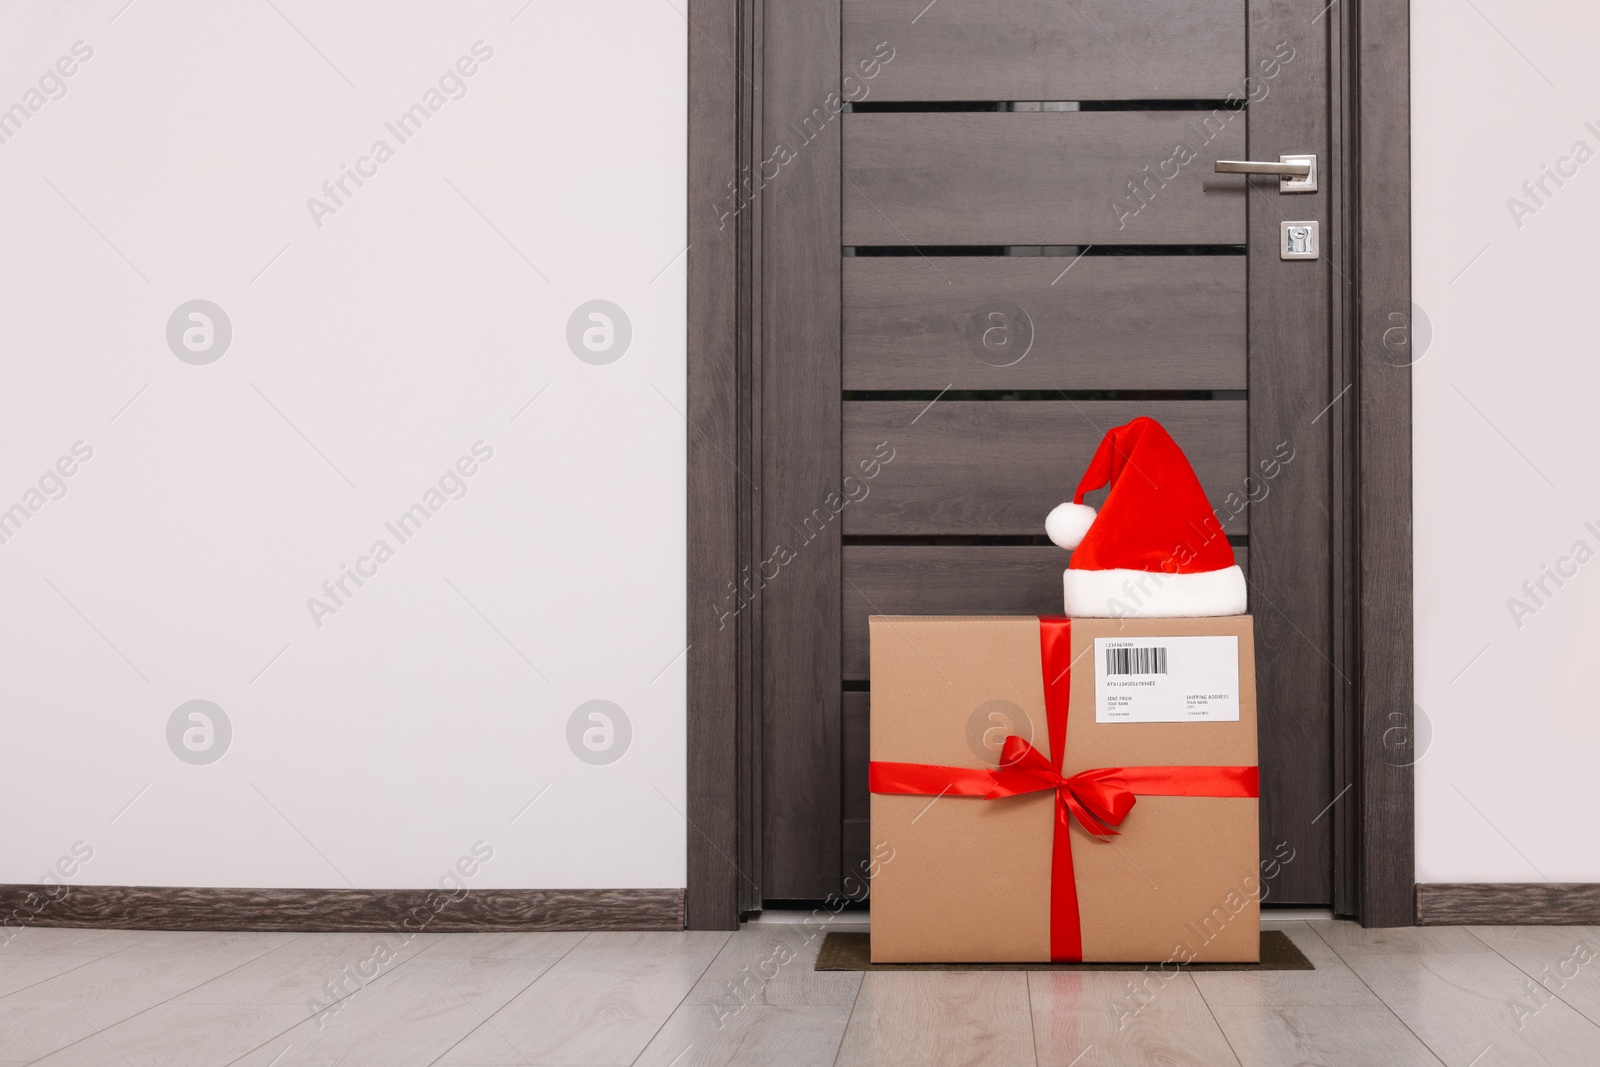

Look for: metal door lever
[1215,160,1309,176]
[1214,154,1317,192]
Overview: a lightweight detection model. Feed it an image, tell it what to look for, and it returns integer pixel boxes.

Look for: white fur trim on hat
[1063,565,1248,619]
[1044,502,1097,551]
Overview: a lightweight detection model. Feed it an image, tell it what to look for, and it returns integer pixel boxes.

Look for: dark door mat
[815,930,1312,971]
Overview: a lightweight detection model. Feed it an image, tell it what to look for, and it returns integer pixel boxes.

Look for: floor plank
[255,931,443,958]
[835,971,1036,1067]
[227,960,497,1067]
[412,930,587,958]
[398,955,557,1016]
[1467,925,1600,1028]
[463,931,730,1065]
[682,925,863,1012]
[30,1002,312,1067]
[42,931,290,1029]
[1192,921,1382,1008]
[1311,922,1600,1066]
[432,1022,532,1066]
[0,980,97,1062]
[1207,1005,1444,1067]
[634,1003,855,1067]
[173,931,437,1007]
[0,953,109,1000]
[1030,971,1240,1067]
[1314,920,1495,958]
[173,951,373,1008]
[0,928,152,958]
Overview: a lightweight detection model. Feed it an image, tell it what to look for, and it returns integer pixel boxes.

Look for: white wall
[1414,1,1600,881]
[10,0,1579,896]
[0,1,687,890]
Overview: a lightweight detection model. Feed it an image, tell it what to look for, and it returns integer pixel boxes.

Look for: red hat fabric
[1044,416,1246,618]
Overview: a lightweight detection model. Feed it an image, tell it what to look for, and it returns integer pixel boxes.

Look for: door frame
[684,0,1414,929]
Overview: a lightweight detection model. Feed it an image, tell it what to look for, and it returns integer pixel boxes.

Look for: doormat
[814,930,1313,971]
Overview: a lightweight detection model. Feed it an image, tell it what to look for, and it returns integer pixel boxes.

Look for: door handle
[1214,154,1317,193]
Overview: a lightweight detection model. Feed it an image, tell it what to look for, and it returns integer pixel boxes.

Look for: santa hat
[1044,416,1246,618]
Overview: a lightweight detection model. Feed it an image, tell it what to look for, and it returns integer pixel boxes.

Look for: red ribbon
[868,617,1259,961]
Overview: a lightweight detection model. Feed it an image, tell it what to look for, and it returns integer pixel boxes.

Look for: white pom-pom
[1045,502,1096,550]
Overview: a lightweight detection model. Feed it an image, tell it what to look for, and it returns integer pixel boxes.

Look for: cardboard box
[869,615,1260,963]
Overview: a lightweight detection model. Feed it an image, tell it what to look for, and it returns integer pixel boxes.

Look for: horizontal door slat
[843,400,1249,535]
[844,0,1245,101]
[842,544,1250,679]
[843,257,1246,390]
[843,112,1246,246]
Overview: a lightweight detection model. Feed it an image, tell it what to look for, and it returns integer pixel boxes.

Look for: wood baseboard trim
[1415,883,1600,926]
[0,885,685,933]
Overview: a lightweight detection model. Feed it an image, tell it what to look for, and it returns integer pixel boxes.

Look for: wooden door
[759,0,1337,906]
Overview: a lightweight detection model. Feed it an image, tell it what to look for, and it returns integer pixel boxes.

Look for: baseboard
[1415,883,1600,925]
[0,885,685,933]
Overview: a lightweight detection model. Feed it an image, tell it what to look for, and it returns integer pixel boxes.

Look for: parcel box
[869,615,1260,963]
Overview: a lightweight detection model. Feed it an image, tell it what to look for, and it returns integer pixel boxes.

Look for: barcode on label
[1105,646,1168,676]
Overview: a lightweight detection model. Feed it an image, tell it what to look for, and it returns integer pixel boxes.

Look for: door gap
[842,534,1250,548]
[845,245,1248,257]
[847,99,1243,113]
[841,389,1247,402]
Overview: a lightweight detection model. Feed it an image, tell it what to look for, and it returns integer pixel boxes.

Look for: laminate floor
[1,919,1596,1065]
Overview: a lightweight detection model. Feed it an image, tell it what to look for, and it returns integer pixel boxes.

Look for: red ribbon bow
[986,737,1139,838]
[868,617,1259,961]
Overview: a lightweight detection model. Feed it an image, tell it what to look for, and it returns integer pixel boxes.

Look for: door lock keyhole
[1281,221,1319,260]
